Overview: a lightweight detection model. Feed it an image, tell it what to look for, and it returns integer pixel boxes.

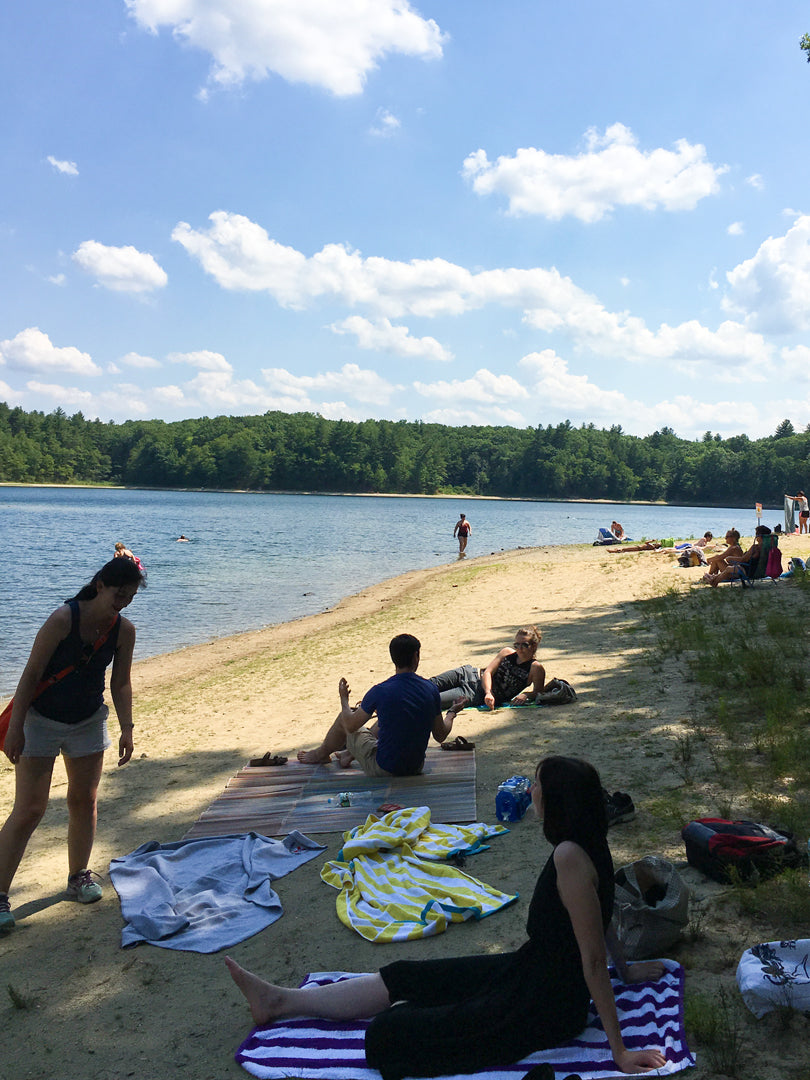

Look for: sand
[2,536,809,1079]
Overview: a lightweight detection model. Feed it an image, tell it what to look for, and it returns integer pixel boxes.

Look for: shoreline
[0,481,779,511]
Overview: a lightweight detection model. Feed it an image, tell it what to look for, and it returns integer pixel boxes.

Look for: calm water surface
[0,487,766,695]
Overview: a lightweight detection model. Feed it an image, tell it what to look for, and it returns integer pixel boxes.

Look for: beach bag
[0,698,12,753]
[737,940,810,1018]
[765,546,783,578]
[613,855,689,960]
[535,679,577,706]
[682,818,802,883]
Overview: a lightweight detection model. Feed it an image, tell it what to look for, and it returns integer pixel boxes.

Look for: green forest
[1,402,808,506]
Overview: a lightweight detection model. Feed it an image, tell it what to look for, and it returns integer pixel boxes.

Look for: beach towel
[320,807,515,942]
[109,831,326,952]
[235,962,694,1079]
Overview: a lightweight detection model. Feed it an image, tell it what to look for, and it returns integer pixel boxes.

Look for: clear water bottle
[327,792,377,809]
[495,775,532,822]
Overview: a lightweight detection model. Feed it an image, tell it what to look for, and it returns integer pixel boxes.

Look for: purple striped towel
[235,960,694,1079]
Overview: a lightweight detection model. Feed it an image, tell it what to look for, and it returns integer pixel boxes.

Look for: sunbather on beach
[703,526,768,587]
[429,625,547,715]
[226,756,666,1078]
[296,634,453,775]
[704,529,743,576]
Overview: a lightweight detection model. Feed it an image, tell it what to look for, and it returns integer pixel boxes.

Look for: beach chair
[738,534,781,587]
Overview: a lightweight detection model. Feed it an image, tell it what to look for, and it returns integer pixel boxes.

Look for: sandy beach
[2,536,809,1079]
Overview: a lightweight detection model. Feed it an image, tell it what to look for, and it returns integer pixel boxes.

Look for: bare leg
[225,958,391,1026]
[64,751,104,875]
[297,714,349,764]
[0,757,55,893]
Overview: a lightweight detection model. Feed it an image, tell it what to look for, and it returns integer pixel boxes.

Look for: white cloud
[723,214,810,333]
[370,108,401,137]
[175,211,776,375]
[423,405,528,426]
[329,316,452,361]
[519,350,628,413]
[780,344,810,380]
[518,350,763,436]
[47,155,78,176]
[48,273,67,286]
[746,173,764,190]
[0,328,101,376]
[72,240,168,293]
[169,349,232,372]
[120,351,162,369]
[727,221,744,236]
[0,378,22,403]
[462,124,727,222]
[126,0,445,97]
[262,362,402,406]
[414,368,529,405]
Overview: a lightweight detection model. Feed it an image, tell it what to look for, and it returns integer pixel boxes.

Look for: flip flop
[441,735,475,751]
[376,803,403,814]
[248,753,288,767]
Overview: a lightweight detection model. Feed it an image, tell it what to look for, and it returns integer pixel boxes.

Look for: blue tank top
[34,600,121,724]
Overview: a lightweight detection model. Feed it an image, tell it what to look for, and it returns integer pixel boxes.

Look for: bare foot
[336,750,354,768]
[297,749,331,764]
[225,957,291,1026]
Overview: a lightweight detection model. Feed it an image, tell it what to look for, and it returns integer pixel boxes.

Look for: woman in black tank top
[226,757,667,1077]
[0,558,144,932]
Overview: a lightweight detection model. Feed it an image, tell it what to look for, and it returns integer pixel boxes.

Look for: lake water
[0,487,769,695]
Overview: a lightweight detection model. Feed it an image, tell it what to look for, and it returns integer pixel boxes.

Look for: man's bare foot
[225,957,291,1026]
[297,749,331,764]
[336,750,354,768]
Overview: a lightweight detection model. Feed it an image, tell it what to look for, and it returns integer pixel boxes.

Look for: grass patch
[685,985,745,1076]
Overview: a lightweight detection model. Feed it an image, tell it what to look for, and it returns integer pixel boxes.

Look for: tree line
[1,402,809,506]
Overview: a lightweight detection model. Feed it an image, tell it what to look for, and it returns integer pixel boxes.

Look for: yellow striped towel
[320,806,516,942]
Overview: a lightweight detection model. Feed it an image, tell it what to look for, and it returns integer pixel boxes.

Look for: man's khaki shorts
[346,728,394,777]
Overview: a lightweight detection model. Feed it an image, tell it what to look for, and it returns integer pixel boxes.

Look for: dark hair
[537,756,607,848]
[727,528,740,544]
[389,633,421,667]
[70,558,146,602]
[755,525,772,537]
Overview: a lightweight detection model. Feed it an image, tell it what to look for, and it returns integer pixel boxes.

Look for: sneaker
[66,869,103,904]
[0,892,15,933]
[605,790,636,827]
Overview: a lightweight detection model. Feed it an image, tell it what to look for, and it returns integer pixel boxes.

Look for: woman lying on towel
[226,755,667,1078]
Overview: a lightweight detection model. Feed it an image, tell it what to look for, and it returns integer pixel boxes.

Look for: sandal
[248,752,288,767]
[441,735,475,751]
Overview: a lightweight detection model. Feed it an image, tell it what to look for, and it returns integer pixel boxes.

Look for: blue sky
[2,1,809,439]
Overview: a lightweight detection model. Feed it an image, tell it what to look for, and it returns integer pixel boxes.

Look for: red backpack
[682,818,800,882]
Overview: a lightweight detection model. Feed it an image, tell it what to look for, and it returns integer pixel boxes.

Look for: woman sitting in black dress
[225,756,667,1078]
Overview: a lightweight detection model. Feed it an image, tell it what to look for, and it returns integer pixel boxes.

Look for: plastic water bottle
[495,776,532,822]
[327,792,377,809]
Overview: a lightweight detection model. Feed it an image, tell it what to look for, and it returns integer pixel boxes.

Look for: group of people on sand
[1,557,669,1076]
[701,525,777,587]
[296,625,548,773]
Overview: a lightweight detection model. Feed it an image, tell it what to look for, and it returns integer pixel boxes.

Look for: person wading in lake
[454,512,471,555]
[0,558,144,933]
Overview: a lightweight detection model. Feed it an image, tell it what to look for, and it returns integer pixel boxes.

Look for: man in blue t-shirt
[296,634,454,776]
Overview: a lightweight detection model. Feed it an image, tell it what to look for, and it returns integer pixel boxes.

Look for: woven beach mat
[183,748,477,839]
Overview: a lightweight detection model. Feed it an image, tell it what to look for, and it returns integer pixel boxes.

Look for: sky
[2,2,810,441]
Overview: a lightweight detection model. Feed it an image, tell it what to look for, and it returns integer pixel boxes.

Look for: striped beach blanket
[320,807,515,942]
[235,963,694,1079]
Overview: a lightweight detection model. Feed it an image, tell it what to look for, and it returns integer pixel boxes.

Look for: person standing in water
[454,512,471,554]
